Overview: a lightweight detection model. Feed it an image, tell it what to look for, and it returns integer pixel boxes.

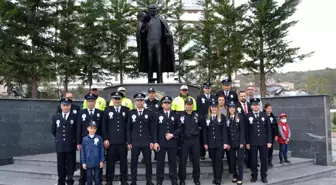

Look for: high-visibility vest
[172,96,197,112]
[83,96,106,111]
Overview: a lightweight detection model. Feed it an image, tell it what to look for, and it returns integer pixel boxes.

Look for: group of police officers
[52,79,274,185]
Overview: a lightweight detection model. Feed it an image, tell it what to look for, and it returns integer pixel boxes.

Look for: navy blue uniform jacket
[80,135,104,168]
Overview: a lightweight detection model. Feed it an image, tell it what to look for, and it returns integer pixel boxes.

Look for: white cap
[90,85,98,90]
[117,87,126,91]
[180,85,188,90]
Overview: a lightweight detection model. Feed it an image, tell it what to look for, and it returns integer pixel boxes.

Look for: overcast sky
[237,0,336,72]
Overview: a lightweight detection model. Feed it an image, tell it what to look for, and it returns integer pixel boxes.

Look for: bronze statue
[136,4,175,83]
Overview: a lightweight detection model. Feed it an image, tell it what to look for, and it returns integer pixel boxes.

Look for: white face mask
[281,118,287,123]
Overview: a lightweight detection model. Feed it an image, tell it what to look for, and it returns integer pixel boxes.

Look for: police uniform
[178,98,201,185]
[51,98,77,185]
[245,98,271,183]
[215,79,238,105]
[103,92,129,185]
[197,82,216,159]
[57,102,80,116]
[203,100,228,185]
[153,96,182,185]
[144,88,161,113]
[127,93,154,185]
[77,93,103,185]
[265,111,278,167]
[109,87,133,110]
[227,101,245,183]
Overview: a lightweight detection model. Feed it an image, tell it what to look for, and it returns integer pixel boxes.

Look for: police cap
[209,100,218,107]
[133,93,146,100]
[148,88,156,92]
[60,98,73,105]
[84,93,98,100]
[250,98,260,105]
[185,97,194,104]
[202,82,212,88]
[88,121,98,127]
[161,96,172,103]
[221,78,232,85]
[111,92,124,99]
[228,101,236,107]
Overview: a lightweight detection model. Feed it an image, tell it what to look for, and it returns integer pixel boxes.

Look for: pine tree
[244,0,313,96]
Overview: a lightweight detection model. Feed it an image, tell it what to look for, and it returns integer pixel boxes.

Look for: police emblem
[261,117,265,121]
[236,118,240,122]
[73,110,77,114]
[132,114,136,122]
[230,94,233,98]
[97,113,100,117]
[227,120,230,127]
[206,119,210,126]
[109,112,113,119]
[56,120,60,127]
[82,114,86,121]
[70,120,74,124]
[195,113,198,117]
[201,98,205,104]
[122,112,126,117]
[155,104,158,108]
[144,114,148,119]
[171,117,174,121]
[94,138,99,145]
[180,116,185,124]
[249,117,254,124]
[159,116,164,123]
[270,117,273,123]
[237,107,241,113]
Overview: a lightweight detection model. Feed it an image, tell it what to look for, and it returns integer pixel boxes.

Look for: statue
[136,4,175,83]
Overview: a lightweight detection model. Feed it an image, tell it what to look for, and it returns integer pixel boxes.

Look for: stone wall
[262,95,332,166]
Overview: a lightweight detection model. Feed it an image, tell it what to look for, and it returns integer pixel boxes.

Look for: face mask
[281,118,287,123]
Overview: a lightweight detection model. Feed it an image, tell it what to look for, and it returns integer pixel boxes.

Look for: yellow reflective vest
[109,97,133,110]
[83,96,106,111]
[172,96,197,112]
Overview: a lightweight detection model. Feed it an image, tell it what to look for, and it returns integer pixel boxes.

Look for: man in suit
[215,78,238,105]
[196,82,216,160]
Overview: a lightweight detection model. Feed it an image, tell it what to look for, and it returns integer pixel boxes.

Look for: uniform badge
[227,120,230,127]
[144,103,147,108]
[201,98,205,104]
[132,114,136,122]
[82,114,86,121]
[56,120,60,127]
[206,119,210,126]
[283,126,286,131]
[249,117,254,124]
[122,112,126,117]
[159,116,164,123]
[94,138,99,145]
[171,117,174,121]
[155,104,158,108]
[230,94,233,98]
[70,120,74,124]
[97,113,100,118]
[237,107,241,113]
[73,110,77,114]
[180,116,185,124]
[195,113,198,117]
[145,114,148,119]
[261,117,265,121]
[109,112,113,119]
[270,117,273,123]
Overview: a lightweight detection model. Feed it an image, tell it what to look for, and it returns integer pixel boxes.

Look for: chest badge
[132,114,136,122]
[236,118,240,123]
[237,107,241,113]
[109,112,113,119]
[97,113,100,118]
[122,112,126,117]
[227,120,230,127]
[82,114,86,121]
[270,117,273,123]
[206,119,210,126]
[230,94,233,98]
[56,120,60,127]
[94,138,99,145]
[155,104,159,108]
[261,117,265,121]
[145,114,148,119]
[201,98,205,104]
[70,120,74,125]
[171,117,174,121]
[73,110,77,114]
[249,117,254,124]
[180,116,185,124]
[159,116,164,123]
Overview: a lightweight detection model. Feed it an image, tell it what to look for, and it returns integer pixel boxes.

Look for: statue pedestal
[102,83,200,101]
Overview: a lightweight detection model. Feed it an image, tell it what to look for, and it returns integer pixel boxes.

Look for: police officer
[127,93,154,185]
[227,101,245,185]
[172,85,197,113]
[215,78,238,105]
[77,93,103,185]
[178,97,201,185]
[203,100,228,185]
[51,98,77,185]
[109,87,133,110]
[245,98,272,183]
[103,92,129,185]
[263,103,278,168]
[83,85,106,111]
[197,82,216,160]
[153,96,181,185]
[56,92,80,115]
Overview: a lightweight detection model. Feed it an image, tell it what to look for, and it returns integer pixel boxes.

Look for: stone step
[13,150,291,168]
[0,164,335,185]
[0,157,311,181]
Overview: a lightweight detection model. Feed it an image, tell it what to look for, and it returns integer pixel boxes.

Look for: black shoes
[250,177,257,183]
[232,179,238,183]
[284,158,291,163]
[268,161,274,168]
[261,177,268,183]
[237,181,243,185]
[131,182,137,185]
[194,180,201,185]
[121,181,129,185]
[106,182,113,185]
[200,156,205,160]
[212,180,216,184]
[180,181,185,185]
[157,182,162,185]
[146,181,154,185]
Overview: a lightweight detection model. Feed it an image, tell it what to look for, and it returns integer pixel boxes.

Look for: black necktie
[225,91,228,96]
[139,111,142,116]
[63,113,66,119]
[255,113,259,118]
[116,107,119,113]
[165,112,169,117]
[89,110,93,116]
[231,116,234,121]
[212,116,215,120]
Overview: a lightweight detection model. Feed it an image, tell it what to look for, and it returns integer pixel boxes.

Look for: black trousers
[229,147,244,181]
[224,149,232,173]
[244,146,250,168]
[209,148,223,182]
[268,136,275,162]
[156,147,177,183]
[131,146,152,183]
[57,151,75,185]
[199,129,206,158]
[178,137,200,181]
[250,145,268,178]
[106,144,128,183]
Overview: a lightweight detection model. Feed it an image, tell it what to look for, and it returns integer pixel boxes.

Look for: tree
[77,0,108,87]
[104,0,137,84]
[211,0,247,81]
[244,0,313,97]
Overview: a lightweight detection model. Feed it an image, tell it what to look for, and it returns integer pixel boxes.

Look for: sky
[242,0,336,72]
